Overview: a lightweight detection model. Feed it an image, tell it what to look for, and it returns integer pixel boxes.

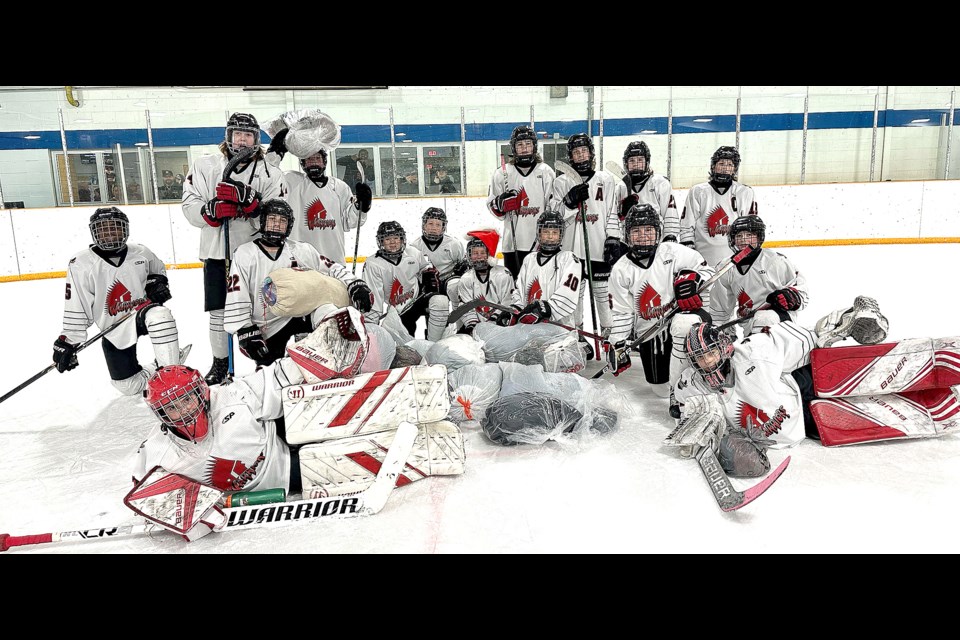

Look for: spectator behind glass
[336,149,374,195]
[158,169,183,200]
[433,165,457,194]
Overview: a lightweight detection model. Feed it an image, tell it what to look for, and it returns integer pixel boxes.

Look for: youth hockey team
[37,111,960,543]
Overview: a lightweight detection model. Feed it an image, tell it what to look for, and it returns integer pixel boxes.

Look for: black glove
[606,339,631,376]
[237,325,270,364]
[145,273,171,304]
[494,305,522,327]
[673,269,703,311]
[563,182,590,209]
[216,180,260,217]
[266,128,289,160]
[766,287,803,311]
[354,182,372,213]
[203,198,239,224]
[52,335,79,373]
[517,299,551,325]
[451,259,470,278]
[420,268,440,295]
[493,189,521,215]
[603,236,627,267]
[618,193,639,220]
[662,235,678,243]
[347,279,374,313]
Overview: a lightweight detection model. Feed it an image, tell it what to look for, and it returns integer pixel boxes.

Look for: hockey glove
[203,198,240,225]
[145,273,172,304]
[216,180,261,217]
[266,128,289,161]
[493,189,521,215]
[495,305,523,327]
[766,287,803,312]
[237,325,271,364]
[662,235,678,243]
[355,182,373,213]
[52,335,79,373]
[517,299,551,325]
[420,267,441,296]
[603,236,628,267]
[606,339,631,376]
[347,279,374,313]
[673,270,703,311]
[618,193,639,220]
[563,182,590,209]
[451,258,470,278]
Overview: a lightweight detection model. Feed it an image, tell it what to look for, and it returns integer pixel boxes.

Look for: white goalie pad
[283,364,450,444]
[298,420,465,499]
[263,267,349,318]
[123,466,223,534]
[287,306,369,383]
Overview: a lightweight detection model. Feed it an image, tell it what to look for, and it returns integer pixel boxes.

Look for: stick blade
[724,456,791,512]
[359,421,418,514]
[554,160,580,182]
[604,160,625,179]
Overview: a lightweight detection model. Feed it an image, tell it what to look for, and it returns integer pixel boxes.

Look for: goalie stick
[0,422,417,552]
[697,447,790,512]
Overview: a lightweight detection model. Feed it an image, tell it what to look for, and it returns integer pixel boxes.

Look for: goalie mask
[623,141,652,184]
[536,209,566,255]
[258,199,295,247]
[709,146,741,186]
[421,207,447,242]
[566,133,595,174]
[225,112,261,156]
[510,125,539,168]
[685,323,735,390]
[299,149,328,181]
[89,207,130,252]
[145,365,211,443]
[728,215,765,254]
[466,237,491,271]
[623,203,661,261]
[376,220,406,260]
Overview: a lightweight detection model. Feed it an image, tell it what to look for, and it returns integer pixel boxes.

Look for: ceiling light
[24,135,41,140]
[693,118,712,123]
[911,118,931,124]
[134,142,149,147]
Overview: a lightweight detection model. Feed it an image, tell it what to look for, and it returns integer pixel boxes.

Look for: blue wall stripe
[0,109,955,151]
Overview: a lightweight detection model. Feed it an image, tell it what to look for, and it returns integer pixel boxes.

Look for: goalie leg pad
[298,420,465,498]
[811,339,936,398]
[809,393,948,446]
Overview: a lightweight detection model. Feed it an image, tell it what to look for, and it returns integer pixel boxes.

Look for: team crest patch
[262,277,278,306]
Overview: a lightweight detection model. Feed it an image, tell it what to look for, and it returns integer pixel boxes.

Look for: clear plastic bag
[447,363,503,424]
[426,334,485,373]
[473,322,569,364]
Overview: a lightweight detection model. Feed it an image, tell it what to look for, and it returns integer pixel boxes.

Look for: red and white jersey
[607,243,714,344]
[133,364,291,492]
[674,321,817,448]
[411,234,466,279]
[486,162,556,252]
[709,249,809,334]
[282,171,364,265]
[610,174,680,240]
[679,181,757,269]
[457,265,516,328]
[224,239,357,339]
[551,170,621,261]
[513,250,583,327]
[362,245,433,318]
[181,152,285,260]
[60,243,166,350]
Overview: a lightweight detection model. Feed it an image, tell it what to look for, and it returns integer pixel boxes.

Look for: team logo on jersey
[389,279,413,307]
[595,186,603,201]
[706,206,730,237]
[476,294,491,317]
[576,211,601,224]
[737,289,754,317]
[516,187,539,217]
[207,452,265,491]
[526,279,543,302]
[305,199,336,230]
[105,281,147,316]
[637,284,667,320]
[737,403,788,437]
[738,402,770,432]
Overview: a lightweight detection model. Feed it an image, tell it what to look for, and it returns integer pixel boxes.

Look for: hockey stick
[605,160,625,180]
[697,446,790,512]
[501,155,519,264]
[351,160,366,275]
[556,160,601,360]
[0,422,417,552]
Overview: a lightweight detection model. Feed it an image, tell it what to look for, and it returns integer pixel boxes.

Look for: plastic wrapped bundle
[406,339,434,360]
[391,344,423,368]
[511,331,585,373]
[447,363,503,423]
[378,306,414,345]
[472,322,569,363]
[426,334,485,372]
[481,391,619,446]
[359,323,397,373]
[263,108,341,159]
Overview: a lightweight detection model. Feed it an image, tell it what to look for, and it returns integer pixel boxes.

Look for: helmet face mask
[258,200,295,247]
[89,207,130,251]
[421,207,447,242]
[685,324,734,390]
[536,209,565,254]
[466,237,490,271]
[225,113,261,156]
[727,215,766,253]
[623,204,661,260]
[709,146,741,186]
[510,126,539,167]
[376,221,407,259]
[566,134,595,174]
[623,141,652,183]
[145,366,211,443]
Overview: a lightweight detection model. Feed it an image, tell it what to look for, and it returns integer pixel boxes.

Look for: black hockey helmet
[566,133,595,174]
[709,146,741,186]
[258,199,294,247]
[623,203,661,260]
[376,220,406,260]
[89,206,130,251]
[623,141,652,183]
[685,323,735,390]
[728,214,766,253]
[225,113,261,156]
[536,208,566,255]
[421,207,447,242]
[466,236,491,271]
[510,125,539,168]
[299,148,329,181]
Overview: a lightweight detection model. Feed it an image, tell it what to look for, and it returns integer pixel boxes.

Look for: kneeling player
[455,232,516,334]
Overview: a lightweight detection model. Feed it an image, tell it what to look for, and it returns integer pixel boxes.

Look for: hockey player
[181,112,284,385]
[606,141,679,268]
[605,204,715,401]
[223,199,373,367]
[678,146,758,269]
[551,133,620,335]
[362,220,446,341]
[487,125,556,279]
[53,207,186,396]
[455,233,516,334]
[410,207,468,306]
[708,215,808,336]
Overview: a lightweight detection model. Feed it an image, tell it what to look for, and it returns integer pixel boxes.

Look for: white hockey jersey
[411,234,466,280]
[224,239,357,339]
[181,152,284,260]
[282,171,365,265]
[362,245,433,318]
[610,174,680,241]
[133,363,292,492]
[486,162,556,252]
[674,321,817,448]
[457,265,516,328]
[60,244,167,350]
[679,181,758,269]
[709,249,808,335]
[513,250,583,327]
[608,243,715,344]
[551,170,620,262]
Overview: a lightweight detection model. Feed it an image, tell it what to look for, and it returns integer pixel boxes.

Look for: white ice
[1,244,958,554]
